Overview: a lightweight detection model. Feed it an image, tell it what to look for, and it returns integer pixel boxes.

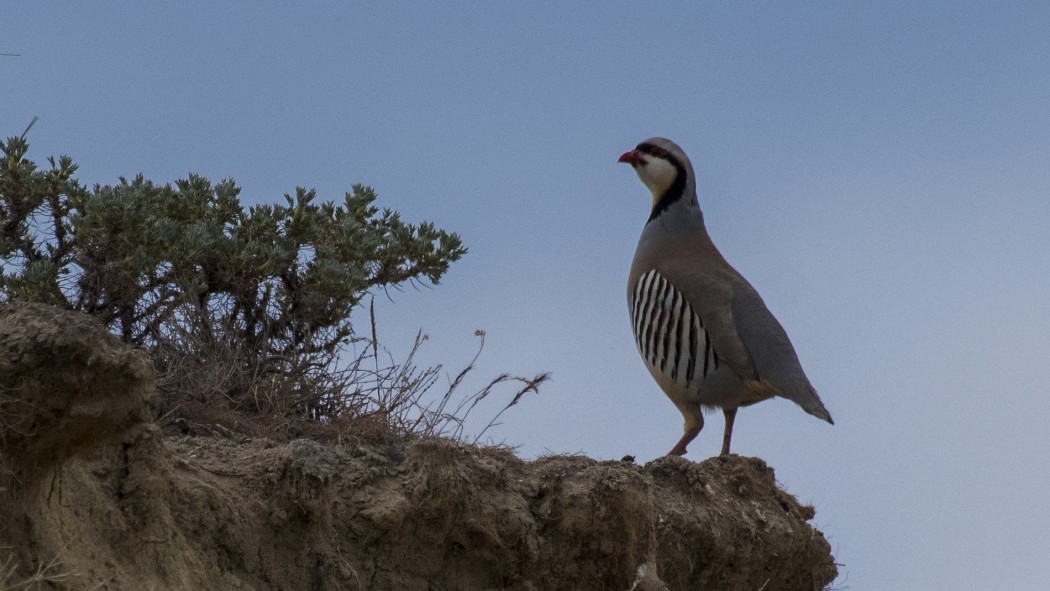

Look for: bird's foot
[665,445,688,457]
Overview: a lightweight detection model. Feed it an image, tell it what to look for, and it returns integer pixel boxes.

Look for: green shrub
[1,131,544,440]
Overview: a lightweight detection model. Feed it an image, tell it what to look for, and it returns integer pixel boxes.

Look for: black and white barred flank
[630,269,719,388]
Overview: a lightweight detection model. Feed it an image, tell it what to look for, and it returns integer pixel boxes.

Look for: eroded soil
[0,302,837,591]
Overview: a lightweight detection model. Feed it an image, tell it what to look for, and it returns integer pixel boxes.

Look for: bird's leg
[667,427,701,456]
[668,403,704,456]
[720,407,737,456]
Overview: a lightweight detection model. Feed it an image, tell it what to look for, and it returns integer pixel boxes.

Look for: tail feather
[804,399,834,425]
[753,378,834,425]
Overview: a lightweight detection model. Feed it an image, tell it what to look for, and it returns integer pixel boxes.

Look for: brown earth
[0,302,838,591]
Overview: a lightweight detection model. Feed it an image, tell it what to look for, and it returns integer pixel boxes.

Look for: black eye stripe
[636,143,670,159]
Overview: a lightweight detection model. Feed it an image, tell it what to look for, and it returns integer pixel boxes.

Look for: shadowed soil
[0,302,837,590]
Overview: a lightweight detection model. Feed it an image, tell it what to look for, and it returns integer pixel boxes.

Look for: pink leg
[667,403,705,457]
[667,425,701,456]
[720,407,737,456]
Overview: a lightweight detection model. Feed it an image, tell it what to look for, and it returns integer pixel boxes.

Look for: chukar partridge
[619,137,833,457]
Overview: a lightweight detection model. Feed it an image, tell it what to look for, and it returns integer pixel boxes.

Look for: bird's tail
[803,398,834,425]
[757,378,834,425]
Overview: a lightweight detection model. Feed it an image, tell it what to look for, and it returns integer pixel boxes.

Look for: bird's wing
[730,280,833,422]
[663,260,759,383]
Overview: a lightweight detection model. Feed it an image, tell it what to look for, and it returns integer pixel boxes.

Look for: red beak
[618,150,645,165]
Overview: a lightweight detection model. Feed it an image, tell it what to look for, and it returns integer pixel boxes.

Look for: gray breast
[629,269,719,391]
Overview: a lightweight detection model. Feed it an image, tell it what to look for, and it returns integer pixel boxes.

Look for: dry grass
[152,301,549,445]
[0,551,78,591]
[339,328,550,445]
[824,572,849,590]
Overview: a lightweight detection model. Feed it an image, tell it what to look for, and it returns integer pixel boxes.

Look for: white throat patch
[636,157,678,206]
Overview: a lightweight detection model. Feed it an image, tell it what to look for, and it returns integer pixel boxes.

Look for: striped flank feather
[630,269,719,389]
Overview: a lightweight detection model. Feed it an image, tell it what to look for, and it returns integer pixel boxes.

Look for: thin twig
[19,116,38,141]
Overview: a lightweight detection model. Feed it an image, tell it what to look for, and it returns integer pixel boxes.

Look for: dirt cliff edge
[0,303,837,590]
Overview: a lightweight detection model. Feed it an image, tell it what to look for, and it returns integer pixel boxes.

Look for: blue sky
[6,3,1050,589]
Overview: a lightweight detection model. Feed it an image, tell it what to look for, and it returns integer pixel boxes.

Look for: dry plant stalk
[151,295,548,445]
[0,551,79,591]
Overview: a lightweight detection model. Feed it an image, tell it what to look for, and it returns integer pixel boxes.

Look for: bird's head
[618,137,693,210]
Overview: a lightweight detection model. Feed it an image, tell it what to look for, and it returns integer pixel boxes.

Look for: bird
[619,137,833,457]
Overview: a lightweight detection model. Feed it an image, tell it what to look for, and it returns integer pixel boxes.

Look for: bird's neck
[647,168,699,226]
[646,159,697,224]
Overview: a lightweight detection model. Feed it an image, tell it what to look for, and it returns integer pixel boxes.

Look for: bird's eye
[635,143,670,159]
